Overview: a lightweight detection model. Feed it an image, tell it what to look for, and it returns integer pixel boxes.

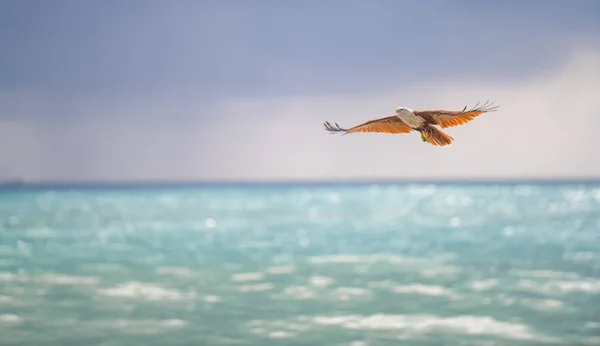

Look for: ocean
[0,182,599,345]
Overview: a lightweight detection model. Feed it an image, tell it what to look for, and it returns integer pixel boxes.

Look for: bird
[323,100,499,147]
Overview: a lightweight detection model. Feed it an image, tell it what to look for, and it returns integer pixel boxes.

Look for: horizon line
[2,177,600,189]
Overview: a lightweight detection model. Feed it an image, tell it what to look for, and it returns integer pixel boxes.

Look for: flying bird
[323,100,499,147]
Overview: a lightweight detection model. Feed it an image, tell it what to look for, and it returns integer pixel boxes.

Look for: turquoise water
[0,183,599,345]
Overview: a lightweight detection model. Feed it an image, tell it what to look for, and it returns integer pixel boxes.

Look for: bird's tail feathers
[423,126,454,147]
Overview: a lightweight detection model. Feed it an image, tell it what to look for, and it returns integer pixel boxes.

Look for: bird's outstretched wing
[324,116,413,135]
[414,100,499,129]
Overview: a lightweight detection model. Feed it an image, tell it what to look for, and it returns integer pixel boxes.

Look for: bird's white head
[395,106,413,114]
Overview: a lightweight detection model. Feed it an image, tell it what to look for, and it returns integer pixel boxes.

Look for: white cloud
[209,46,600,181]
[1,47,599,182]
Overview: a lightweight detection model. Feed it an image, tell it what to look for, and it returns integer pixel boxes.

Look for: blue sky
[1,0,599,182]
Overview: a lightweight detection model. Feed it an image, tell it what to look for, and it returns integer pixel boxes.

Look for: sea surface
[0,182,599,346]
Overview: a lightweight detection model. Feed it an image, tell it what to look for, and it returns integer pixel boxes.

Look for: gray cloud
[1,0,598,99]
[1,47,598,182]
[1,1,599,182]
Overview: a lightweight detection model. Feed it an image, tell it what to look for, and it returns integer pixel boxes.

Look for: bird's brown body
[324,100,498,147]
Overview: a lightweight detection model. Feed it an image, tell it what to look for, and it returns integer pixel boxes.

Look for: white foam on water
[1,272,99,285]
[584,337,600,345]
[585,322,600,329]
[498,294,567,312]
[310,314,553,342]
[232,272,264,282]
[470,279,499,291]
[309,253,454,265]
[203,295,221,303]
[310,276,334,288]
[156,266,196,278]
[268,331,296,339]
[98,281,195,301]
[245,319,308,338]
[162,319,187,328]
[25,227,59,239]
[309,254,461,282]
[420,265,462,278]
[102,318,189,334]
[237,283,274,292]
[555,280,600,293]
[286,323,310,332]
[0,272,19,282]
[250,327,266,335]
[511,269,580,280]
[563,252,600,262]
[332,287,371,301]
[283,286,315,300]
[367,280,395,289]
[518,278,600,294]
[334,287,370,296]
[0,295,14,304]
[85,264,127,273]
[517,280,540,292]
[309,254,365,264]
[37,274,99,285]
[502,297,516,306]
[349,341,368,346]
[391,284,459,299]
[0,314,22,324]
[525,299,564,311]
[265,265,296,275]
[311,315,351,326]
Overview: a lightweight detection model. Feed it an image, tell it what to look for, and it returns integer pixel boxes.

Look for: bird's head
[396,107,412,114]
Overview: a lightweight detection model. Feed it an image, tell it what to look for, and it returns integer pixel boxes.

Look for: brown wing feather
[324,116,412,135]
[414,100,499,129]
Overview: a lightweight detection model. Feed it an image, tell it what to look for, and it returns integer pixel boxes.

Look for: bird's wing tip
[323,121,348,133]
[463,100,500,113]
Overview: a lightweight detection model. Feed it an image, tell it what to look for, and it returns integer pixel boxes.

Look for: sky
[1,0,600,182]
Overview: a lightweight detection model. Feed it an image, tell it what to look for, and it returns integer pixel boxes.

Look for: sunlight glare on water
[0,183,599,345]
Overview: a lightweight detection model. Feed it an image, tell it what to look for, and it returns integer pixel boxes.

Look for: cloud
[2,0,598,98]
[1,46,599,182]
[208,46,600,181]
